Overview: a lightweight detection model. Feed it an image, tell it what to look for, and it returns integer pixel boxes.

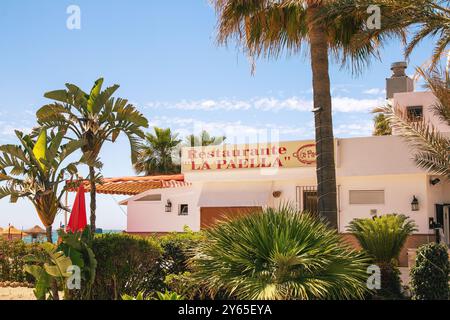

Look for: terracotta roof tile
[67,174,190,196]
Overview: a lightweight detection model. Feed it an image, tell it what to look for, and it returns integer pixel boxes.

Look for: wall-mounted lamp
[430,178,441,186]
[411,196,419,211]
[165,199,172,212]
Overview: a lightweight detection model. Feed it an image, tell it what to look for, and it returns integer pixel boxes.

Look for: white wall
[337,175,431,234]
[126,185,201,233]
[392,91,450,134]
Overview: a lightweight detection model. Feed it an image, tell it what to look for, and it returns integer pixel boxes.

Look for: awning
[66,174,190,196]
[198,182,272,207]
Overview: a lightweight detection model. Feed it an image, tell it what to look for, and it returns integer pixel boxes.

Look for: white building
[96,62,450,266]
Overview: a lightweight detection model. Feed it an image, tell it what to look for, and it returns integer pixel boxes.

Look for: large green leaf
[33,129,47,170]
[87,78,104,113]
[24,265,51,300]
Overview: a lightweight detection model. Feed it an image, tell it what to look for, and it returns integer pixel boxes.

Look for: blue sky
[0,0,436,229]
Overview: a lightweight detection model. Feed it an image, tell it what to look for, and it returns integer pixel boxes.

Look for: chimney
[386,61,414,99]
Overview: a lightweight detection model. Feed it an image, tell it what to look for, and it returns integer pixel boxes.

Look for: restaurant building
[92,62,450,266]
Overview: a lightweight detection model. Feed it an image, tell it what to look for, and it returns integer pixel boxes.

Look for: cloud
[363,88,386,95]
[146,96,384,113]
[334,121,374,137]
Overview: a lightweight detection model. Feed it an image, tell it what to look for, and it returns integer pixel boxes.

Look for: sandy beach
[0,287,35,300]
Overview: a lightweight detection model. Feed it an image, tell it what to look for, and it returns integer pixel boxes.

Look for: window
[349,190,384,205]
[135,194,161,202]
[406,106,423,122]
[179,204,189,216]
[296,186,318,214]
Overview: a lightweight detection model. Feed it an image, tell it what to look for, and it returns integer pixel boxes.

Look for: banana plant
[0,128,87,242]
[23,242,73,300]
[57,228,97,299]
[35,78,149,232]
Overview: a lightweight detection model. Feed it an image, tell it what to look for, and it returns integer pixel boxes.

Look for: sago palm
[35,78,149,231]
[134,127,182,175]
[0,128,83,242]
[211,0,401,228]
[347,214,417,298]
[378,66,450,178]
[191,205,370,300]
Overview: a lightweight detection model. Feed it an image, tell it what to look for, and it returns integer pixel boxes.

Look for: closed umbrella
[66,184,87,233]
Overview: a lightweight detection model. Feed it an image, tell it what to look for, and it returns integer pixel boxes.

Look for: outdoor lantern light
[165,199,172,212]
[411,196,419,211]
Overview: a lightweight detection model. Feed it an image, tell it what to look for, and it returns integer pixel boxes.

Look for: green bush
[159,228,204,275]
[410,243,449,300]
[90,233,164,300]
[0,238,41,284]
[191,205,370,300]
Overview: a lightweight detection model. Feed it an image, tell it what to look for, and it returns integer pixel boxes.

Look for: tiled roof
[67,174,190,196]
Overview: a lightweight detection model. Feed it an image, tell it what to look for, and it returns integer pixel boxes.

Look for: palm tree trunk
[45,225,60,300]
[307,6,338,229]
[45,225,53,243]
[89,165,96,233]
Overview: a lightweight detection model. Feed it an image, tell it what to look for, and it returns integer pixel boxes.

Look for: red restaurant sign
[181,140,317,172]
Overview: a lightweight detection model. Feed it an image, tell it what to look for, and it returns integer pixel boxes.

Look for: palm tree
[184,130,226,147]
[348,214,417,299]
[373,113,392,136]
[379,66,450,178]
[211,0,395,228]
[35,78,149,232]
[191,205,370,300]
[0,128,83,242]
[134,127,182,175]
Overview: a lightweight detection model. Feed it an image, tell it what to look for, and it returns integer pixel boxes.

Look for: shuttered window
[349,190,384,205]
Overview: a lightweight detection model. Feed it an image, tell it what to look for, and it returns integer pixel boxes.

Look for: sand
[0,287,36,300]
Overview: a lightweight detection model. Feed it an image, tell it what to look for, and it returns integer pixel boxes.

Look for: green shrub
[410,243,449,300]
[90,233,164,300]
[348,214,417,299]
[159,228,204,275]
[0,238,41,284]
[191,205,370,300]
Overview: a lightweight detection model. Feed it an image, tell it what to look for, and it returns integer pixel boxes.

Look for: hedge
[410,243,449,300]
[0,238,40,284]
[90,233,164,300]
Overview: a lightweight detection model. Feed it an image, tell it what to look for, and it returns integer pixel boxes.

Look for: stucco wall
[392,91,450,134]
[126,186,201,233]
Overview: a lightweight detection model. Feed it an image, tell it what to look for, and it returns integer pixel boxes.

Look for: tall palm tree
[134,127,182,175]
[211,0,395,228]
[184,130,226,147]
[191,205,370,300]
[35,78,149,232]
[379,66,450,178]
[0,128,83,242]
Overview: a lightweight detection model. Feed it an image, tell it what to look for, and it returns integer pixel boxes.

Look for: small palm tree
[191,205,370,300]
[348,214,417,298]
[36,78,149,231]
[184,130,226,147]
[373,113,392,136]
[379,66,450,178]
[134,127,182,175]
[0,128,83,242]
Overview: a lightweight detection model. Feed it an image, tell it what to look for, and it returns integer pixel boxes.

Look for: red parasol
[66,184,87,233]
